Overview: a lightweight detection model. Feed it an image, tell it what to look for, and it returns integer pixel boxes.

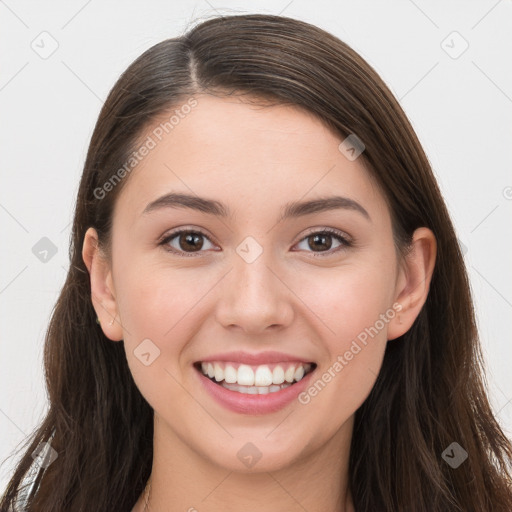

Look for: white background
[1,0,511,493]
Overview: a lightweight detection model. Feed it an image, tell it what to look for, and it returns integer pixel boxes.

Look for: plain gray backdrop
[1,0,511,493]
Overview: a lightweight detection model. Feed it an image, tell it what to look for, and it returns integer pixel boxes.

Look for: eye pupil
[180,232,203,251]
[309,233,332,251]
[164,229,347,257]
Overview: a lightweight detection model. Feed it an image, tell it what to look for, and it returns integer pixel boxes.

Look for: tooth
[224,364,237,383]
[203,361,310,386]
[214,363,224,382]
[254,365,273,386]
[293,366,305,382]
[257,386,270,394]
[284,365,296,383]
[237,364,254,386]
[220,382,293,394]
[272,365,285,384]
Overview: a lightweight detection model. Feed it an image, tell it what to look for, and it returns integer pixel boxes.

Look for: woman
[1,13,511,512]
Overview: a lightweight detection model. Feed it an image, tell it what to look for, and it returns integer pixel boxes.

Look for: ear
[387,227,437,341]
[82,227,123,341]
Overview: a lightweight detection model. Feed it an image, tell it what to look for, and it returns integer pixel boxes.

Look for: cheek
[294,260,395,403]
[115,261,204,342]
[297,260,395,344]
[112,261,200,386]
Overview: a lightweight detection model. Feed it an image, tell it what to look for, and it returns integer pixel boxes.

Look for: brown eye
[294,228,351,256]
[161,230,215,255]
[307,233,333,251]
[160,227,351,258]
[177,232,204,252]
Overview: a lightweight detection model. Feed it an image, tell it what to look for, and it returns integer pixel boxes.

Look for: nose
[215,248,294,335]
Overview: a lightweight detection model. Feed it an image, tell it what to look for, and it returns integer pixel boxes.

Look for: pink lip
[194,366,316,415]
[197,350,314,365]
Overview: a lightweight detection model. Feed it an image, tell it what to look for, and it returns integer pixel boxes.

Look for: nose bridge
[235,246,274,298]
[215,236,293,332]
[232,239,279,307]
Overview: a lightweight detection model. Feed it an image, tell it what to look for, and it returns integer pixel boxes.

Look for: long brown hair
[2,13,511,511]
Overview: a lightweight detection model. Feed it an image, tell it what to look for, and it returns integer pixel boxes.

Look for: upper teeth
[200,362,312,386]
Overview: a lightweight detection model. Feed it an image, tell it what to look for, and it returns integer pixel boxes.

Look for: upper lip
[196,351,315,365]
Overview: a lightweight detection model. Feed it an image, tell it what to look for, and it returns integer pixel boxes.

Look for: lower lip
[195,366,315,415]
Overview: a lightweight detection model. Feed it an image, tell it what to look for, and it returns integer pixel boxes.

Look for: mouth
[193,360,317,395]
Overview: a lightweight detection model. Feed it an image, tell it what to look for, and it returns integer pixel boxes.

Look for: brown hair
[1,13,511,511]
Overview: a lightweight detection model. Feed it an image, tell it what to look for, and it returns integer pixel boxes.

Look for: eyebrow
[142,192,371,222]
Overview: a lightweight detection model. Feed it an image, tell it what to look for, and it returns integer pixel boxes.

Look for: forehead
[114,94,386,223]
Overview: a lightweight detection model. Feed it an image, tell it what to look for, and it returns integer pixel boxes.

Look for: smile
[196,361,315,391]
[193,360,317,414]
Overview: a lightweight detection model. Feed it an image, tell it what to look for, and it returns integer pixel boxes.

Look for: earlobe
[387,227,437,341]
[82,227,123,342]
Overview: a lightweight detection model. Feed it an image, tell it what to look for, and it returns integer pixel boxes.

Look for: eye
[293,228,352,257]
[159,227,352,258]
[159,229,216,257]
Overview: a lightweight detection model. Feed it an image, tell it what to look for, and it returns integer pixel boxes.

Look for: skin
[82,94,436,511]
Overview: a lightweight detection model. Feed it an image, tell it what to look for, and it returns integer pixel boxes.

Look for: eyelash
[158,227,353,258]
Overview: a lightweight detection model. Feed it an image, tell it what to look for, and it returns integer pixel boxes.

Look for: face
[86,94,421,474]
